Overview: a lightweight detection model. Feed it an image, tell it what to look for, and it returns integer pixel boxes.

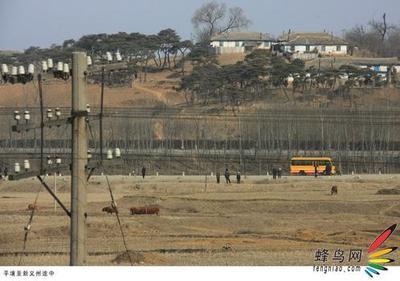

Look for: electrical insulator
[47,108,53,119]
[1,64,8,74]
[107,149,113,160]
[86,104,91,113]
[11,66,18,76]
[87,150,92,159]
[57,62,63,72]
[47,58,54,69]
[106,52,112,62]
[115,148,121,158]
[55,107,61,118]
[18,66,25,75]
[42,61,48,72]
[28,64,35,74]
[14,110,21,122]
[87,56,92,66]
[24,110,30,123]
[116,52,122,62]
[47,155,53,165]
[63,63,69,73]
[55,156,62,165]
[14,163,21,173]
[23,160,30,171]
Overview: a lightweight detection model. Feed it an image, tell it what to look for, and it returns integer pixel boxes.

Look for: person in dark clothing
[216,171,220,183]
[272,167,277,180]
[3,167,8,177]
[224,168,231,184]
[277,167,282,179]
[314,163,318,178]
[141,166,146,179]
[236,171,241,184]
[325,162,332,175]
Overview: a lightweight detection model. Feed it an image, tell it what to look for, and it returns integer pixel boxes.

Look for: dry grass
[1,175,400,265]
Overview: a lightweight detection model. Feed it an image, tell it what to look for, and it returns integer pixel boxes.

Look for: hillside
[1,53,400,109]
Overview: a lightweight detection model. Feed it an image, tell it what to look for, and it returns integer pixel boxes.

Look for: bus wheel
[298,171,307,176]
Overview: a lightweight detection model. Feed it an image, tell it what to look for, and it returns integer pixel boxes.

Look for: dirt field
[1,174,400,266]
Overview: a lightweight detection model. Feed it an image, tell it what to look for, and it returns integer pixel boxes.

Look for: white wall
[284,44,348,55]
[211,40,272,53]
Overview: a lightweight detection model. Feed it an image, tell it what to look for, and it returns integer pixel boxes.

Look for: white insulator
[86,104,91,113]
[24,110,30,121]
[107,149,113,160]
[1,64,8,74]
[116,52,122,62]
[14,110,21,121]
[106,52,112,62]
[28,64,35,74]
[63,63,69,73]
[55,157,62,165]
[46,108,53,119]
[47,58,54,68]
[87,150,92,159]
[47,156,53,165]
[115,148,121,158]
[41,61,48,72]
[11,66,18,75]
[287,75,294,83]
[87,56,92,66]
[18,66,25,75]
[23,160,30,170]
[14,163,21,173]
[55,107,61,117]
[57,62,63,71]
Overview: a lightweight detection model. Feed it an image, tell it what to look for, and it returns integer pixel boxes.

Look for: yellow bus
[290,157,336,176]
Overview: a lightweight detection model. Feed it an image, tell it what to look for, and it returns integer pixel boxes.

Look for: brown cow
[102,206,118,214]
[130,206,159,215]
[27,203,38,211]
[331,185,338,195]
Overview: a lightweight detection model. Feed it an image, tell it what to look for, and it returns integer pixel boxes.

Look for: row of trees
[0,29,194,82]
[180,49,390,105]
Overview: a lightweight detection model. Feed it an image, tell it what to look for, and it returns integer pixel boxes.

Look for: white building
[210,32,274,54]
[278,32,349,56]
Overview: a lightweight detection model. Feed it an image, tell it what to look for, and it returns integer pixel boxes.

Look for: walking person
[272,167,277,180]
[325,162,332,176]
[314,162,318,178]
[216,171,220,184]
[236,171,241,184]
[224,168,231,184]
[141,166,146,179]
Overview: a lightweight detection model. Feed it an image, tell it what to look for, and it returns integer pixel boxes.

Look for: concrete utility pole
[70,52,88,266]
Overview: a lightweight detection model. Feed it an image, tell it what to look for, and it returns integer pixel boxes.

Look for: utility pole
[70,52,88,266]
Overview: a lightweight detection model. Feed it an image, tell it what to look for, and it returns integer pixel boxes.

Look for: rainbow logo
[365,224,397,278]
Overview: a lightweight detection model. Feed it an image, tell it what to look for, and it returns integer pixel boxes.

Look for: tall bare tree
[191,1,251,44]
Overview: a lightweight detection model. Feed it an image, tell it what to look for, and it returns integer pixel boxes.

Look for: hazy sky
[1,0,399,50]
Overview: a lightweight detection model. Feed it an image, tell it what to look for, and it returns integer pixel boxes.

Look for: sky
[0,0,399,51]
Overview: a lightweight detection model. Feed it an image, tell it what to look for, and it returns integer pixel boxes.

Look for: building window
[306,45,310,52]
[290,45,295,52]
[336,45,342,51]
[321,46,326,52]
[235,41,240,47]
[219,41,223,47]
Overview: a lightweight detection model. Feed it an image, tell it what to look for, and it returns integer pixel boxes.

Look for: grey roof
[211,32,273,42]
[279,32,349,45]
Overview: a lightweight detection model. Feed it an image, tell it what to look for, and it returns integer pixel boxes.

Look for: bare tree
[191,1,251,44]
[369,13,394,42]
